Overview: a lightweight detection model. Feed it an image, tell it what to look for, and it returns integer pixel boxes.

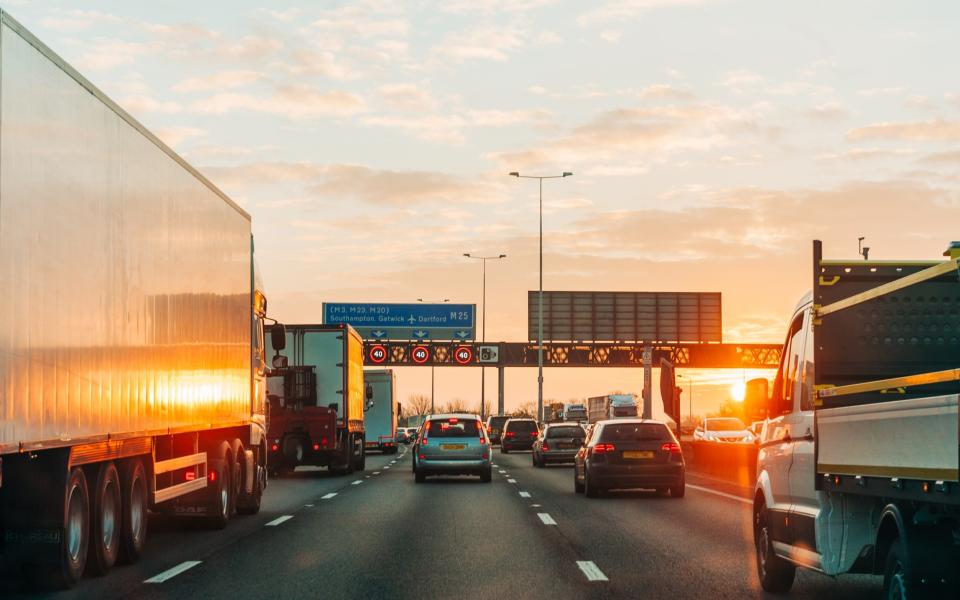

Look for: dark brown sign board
[527,291,721,343]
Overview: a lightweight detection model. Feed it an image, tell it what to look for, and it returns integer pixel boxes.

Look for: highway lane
[0,449,408,599]
[493,450,883,599]
[132,446,609,600]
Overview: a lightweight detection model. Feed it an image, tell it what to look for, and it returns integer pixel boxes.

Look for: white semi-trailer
[364,369,399,454]
[0,11,277,588]
[587,394,639,423]
[750,240,960,598]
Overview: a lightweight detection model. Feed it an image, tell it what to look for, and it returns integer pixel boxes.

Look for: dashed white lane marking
[530,503,541,508]
[576,561,609,582]
[374,471,381,475]
[351,479,363,485]
[321,493,337,500]
[499,470,507,474]
[686,484,752,505]
[145,561,202,583]
[384,466,391,470]
[305,504,314,507]
[391,461,397,464]
[265,515,293,527]
[519,491,531,498]
[491,463,498,467]
[537,513,557,525]
[507,478,517,483]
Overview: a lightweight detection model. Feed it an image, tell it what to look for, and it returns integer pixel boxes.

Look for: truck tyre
[237,448,265,516]
[358,444,366,472]
[415,470,426,483]
[86,462,121,576]
[481,467,492,483]
[45,467,90,589]
[117,458,148,564]
[206,458,231,530]
[883,540,940,600]
[754,505,795,593]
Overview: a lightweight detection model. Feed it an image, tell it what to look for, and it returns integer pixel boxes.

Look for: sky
[8,0,960,418]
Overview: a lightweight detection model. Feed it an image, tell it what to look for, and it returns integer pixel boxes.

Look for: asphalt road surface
[2,446,883,599]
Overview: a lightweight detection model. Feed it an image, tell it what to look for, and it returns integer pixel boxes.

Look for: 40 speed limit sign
[453,346,474,365]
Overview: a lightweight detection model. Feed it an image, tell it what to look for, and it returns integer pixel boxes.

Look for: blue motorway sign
[323,303,476,341]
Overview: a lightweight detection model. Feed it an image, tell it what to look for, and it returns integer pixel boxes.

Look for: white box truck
[0,10,277,588]
[364,370,399,454]
[587,394,639,423]
[750,240,960,598]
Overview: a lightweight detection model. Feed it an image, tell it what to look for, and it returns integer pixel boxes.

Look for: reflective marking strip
[321,493,337,500]
[144,561,202,583]
[537,513,556,525]
[507,478,517,483]
[519,491,531,498]
[351,480,363,485]
[686,484,751,505]
[265,515,293,527]
[577,561,608,582]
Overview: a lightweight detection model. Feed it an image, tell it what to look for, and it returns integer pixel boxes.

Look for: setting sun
[730,381,746,403]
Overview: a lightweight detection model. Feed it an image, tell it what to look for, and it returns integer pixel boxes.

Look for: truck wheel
[415,470,426,483]
[237,450,264,516]
[117,458,148,564]
[480,467,492,483]
[206,459,230,530]
[86,462,121,575]
[358,445,366,472]
[45,467,90,588]
[754,505,795,592]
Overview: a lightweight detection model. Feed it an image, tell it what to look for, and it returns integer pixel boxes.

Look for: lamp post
[417,298,449,413]
[463,253,507,419]
[509,171,572,423]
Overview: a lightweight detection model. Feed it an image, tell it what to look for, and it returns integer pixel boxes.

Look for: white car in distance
[693,417,754,443]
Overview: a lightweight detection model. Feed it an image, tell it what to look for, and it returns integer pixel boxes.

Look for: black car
[485,415,510,444]
[533,423,586,466]
[574,419,684,498]
[500,418,539,453]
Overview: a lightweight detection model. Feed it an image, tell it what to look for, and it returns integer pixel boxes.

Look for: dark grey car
[533,423,586,467]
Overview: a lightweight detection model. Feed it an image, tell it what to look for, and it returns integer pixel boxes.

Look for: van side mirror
[744,377,770,421]
[271,324,287,351]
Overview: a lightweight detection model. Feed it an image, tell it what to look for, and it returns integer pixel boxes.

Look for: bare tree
[441,398,469,413]
[514,401,536,417]
[407,393,431,416]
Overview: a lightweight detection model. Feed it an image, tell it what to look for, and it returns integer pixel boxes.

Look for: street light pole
[509,171,572,423]
[417,297,449,414]
[463,253,506,419]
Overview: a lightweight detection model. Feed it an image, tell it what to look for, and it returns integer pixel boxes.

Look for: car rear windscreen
[707,418,746,432]
[600,423,669,442]
[489,417,509,429]
[547,426,584,438]
[428,419,480,438]
[506,420,538,432]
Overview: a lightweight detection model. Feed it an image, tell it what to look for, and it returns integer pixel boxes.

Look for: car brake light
[270,443,279,452]
[419,454,425,459]
[504,432,515,438]
[592,443,615,454]
[542,443,550,452]
[449,418,458,424]
[321,436,329,446]
[313,443,320,450]
[661,442,682,454]
[530,431,537,437]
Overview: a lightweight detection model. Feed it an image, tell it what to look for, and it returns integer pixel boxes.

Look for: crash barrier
[684,440,757,488]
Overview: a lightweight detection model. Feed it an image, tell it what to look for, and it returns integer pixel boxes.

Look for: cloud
[637,84,695,102]
[599,30,622,43]
[435,25,526,62]
[190,85,365,119]
[154,126,205,147]
[76,39,153,71]
[919,150,960,165]
[806,102,849,121]
[361,114,468,144]
[377,83,440,112]
[848,119,960,142]
[465,109,551,127]
[440,0,559,13]
[173,70,264,93]
[39,9,121,32]
[815,148,915,162]
[579,0,714,26]
[721,69,764,93]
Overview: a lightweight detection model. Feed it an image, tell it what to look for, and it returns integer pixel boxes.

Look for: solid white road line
[686,484,752,505]
[519,491,531,498]
[537,513,557,525]
[351,479,363,485]
[144,561,202,583]
[265,515,293,527]
[576,561,609,582]
[321,492,337,500]
[507,478,517,483]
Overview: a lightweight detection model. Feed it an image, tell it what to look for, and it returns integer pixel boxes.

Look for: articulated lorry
[587,394,639,423]
[0,11,276,588]
[749,240,960,598]
[266,325,366,474]
[364,369,399,454]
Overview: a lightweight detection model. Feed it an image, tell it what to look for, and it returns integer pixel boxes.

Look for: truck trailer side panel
[0,15,253,453]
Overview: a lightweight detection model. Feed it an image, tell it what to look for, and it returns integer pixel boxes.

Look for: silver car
[413,413,492,483]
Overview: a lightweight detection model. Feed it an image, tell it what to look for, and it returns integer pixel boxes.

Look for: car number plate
[623,451,654,459]
[441,444,466,450]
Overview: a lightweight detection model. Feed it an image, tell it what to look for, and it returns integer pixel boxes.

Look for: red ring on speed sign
[411,345,431,364]
[454,346,473,365]
[368,344,388,364]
